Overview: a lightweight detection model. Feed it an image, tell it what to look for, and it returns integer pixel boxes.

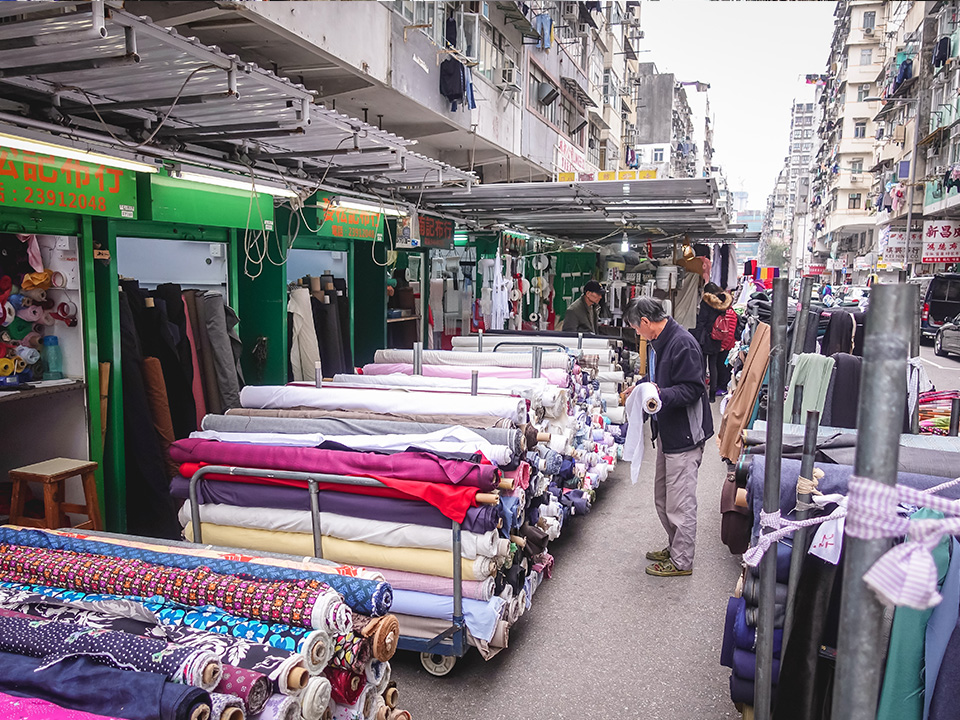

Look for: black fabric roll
[0,651,210,720]
[332,276,353,373]
[311,295,344,377]
[119,291,181,539]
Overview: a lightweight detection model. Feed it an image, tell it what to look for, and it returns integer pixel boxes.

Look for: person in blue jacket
[624,296,714,577]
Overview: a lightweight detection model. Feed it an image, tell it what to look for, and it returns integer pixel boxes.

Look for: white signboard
[883,229,923,266]
[922,221,960,264]
[555,136,589,176]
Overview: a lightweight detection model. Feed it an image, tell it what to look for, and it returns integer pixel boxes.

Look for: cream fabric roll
[601,392,621,407]
[240,385,526,423]
[328,372,550,402]
[372,348,571,370]
[183,522,497,580]
[178,501,503,560]
[597,370,626,384]
[288,288,322,383]
[605,406,627,424]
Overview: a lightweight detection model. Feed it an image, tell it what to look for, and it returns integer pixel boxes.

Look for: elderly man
[624,296,713,577]
[561,280,603,333]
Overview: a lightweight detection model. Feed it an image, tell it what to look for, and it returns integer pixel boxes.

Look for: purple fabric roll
[170,476,499,534]
[170,438,499,490]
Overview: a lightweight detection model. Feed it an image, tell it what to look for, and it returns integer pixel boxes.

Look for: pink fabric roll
[374,567,494,601]
[182,296,207,427]
[360,363,569,387]
[502,462,531,490]
[0,691,123,720]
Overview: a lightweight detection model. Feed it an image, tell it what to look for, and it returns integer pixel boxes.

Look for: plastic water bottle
[42,335,63,379]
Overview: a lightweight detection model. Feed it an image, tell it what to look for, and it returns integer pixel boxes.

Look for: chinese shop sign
[921,221,960,264]
[418,214,454,249]
[0,146,137,219]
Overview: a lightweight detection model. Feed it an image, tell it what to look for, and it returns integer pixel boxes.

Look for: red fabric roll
[178,462,481,523]
[323,667,365,706]
[169,438,499,490]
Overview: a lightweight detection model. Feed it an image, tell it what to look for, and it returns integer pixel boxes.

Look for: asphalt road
[918,341,960,391]
[391,408,742,720]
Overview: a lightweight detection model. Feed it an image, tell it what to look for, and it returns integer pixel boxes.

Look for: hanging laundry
[534,13,553,49]
[439,57,466,111]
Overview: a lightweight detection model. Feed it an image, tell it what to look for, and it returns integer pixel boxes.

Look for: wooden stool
[9,458,103,531]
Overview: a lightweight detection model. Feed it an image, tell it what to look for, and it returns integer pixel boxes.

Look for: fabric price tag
[809,515,844,565]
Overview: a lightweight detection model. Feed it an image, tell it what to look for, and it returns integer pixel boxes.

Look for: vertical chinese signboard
[921,220,960,264]
[0,146,137,219]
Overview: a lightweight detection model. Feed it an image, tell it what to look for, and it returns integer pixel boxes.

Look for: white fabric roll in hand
[638,381,661,414]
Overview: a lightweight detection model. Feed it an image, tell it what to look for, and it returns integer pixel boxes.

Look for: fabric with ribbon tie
[742,499,848,568]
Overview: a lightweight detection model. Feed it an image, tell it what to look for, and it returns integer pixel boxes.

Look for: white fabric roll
[605,406,627,424]
[639,381,662,413]
[597,370,625,383]
[239,385,526,423]
[623,382,660,484]
[328,372,550,401]
[288,288,322,383]
[601,392,621,407]
[373,348,571,370]
[359,363,571,387]
[599,382,619,394]
[178,501,505,560]
[450,334,616,352]
[190,426,514,465]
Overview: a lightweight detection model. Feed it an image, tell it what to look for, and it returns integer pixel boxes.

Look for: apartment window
[803,142,813,151]
[803,129,813,139]
[851,158,864,174]
[587,125,602,168]
[848,193,862,209]
[862,11,876,30]
[653,147,664,162]
[857,84,871,102]
[528,63,560,126]
[860,48,873,66]
[562,96,586,146]
[806,103,814,112]
[793,129,803,140]
[478,25,506,82]
[603,69,620,108]
[801,155,811,164]
[854,120,867,138]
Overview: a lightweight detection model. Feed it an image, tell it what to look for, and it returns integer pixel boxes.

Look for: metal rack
[187,463,468,676]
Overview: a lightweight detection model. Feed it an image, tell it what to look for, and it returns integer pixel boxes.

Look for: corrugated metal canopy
[405,177,751,246]
[0,1,473,190]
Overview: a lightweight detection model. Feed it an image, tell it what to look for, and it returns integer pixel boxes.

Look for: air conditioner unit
[576,22,590,36]
[851,174,862,183]
[863,27,875,36]
[537,81,559,106]
[499,65,521,92]
[561,2,578,22]
[893,124,906,142]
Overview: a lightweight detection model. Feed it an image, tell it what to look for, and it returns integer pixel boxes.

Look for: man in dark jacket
[561,281,603,333]
[693,282,733,401]
[624,296,714,577]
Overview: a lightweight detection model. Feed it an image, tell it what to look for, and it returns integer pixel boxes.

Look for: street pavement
[391,407,742,719]
[918,342,960,391]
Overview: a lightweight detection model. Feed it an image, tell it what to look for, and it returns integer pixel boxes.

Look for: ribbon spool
[529,312,540,322]
[510,288,522,302]
[50,271,66,288]
[15,345,39,365]
[532,255,549,270]
[0,358,13,376]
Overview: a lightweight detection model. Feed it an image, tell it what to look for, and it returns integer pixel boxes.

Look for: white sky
[639,0,837,209]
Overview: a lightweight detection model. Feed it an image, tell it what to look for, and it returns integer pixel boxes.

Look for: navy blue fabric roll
[733,647,780,683]
[734,598,783,654]
[721,596,742,668]
[748,541,792,584]
[0,651,210,720]
[730,672,755,705]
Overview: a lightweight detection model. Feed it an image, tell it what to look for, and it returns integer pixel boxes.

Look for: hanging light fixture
[620,231,629,253]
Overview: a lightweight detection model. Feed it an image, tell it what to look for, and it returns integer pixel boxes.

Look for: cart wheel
[420,652,457,676]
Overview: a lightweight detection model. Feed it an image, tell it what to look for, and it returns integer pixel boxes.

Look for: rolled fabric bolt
[510,535,526,548]
[537,432,551,443]
[15,345,39,365]
[383,687,399,710]
[388,710,411,720]
[735,487,749,508]
[499,479,515,491]
[251,694,299,720]
[377,705,390,720]
[476,492,499,505]
[287,666,309,692]
[0,358,14,376]
[364,660,389,688]
[210,694,245,720]
[637,382,662,414]
[300,676,332,720]
[365,615,399,662]
[21,332,41,349]
[12,356,26,373]
[192,706,211,720]
[22,289,45,303]
[16,305,41,322]
[0,301,14,327]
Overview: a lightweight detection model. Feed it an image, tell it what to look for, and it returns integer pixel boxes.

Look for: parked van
[921,273,960,339]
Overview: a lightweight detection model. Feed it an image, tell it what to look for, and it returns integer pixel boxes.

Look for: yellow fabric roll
[183,522,495,580]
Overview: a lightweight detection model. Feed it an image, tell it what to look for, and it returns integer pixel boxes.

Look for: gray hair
[624,296,667,326]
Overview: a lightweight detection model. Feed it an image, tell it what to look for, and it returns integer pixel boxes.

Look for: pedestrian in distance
[561,280,603,333]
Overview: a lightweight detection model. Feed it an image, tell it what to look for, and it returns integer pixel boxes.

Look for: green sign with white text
[0,145,138,219]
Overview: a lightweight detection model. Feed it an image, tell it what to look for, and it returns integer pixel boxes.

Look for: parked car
[934,313,960,357]
[921,273,960,340]
[837,285,870,309]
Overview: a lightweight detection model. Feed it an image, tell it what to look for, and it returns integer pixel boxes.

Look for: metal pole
[788,276,815,385]
[452,520,464,655]
[950,397,960,437]
[904,99,920,279]
[413,341,423,376]
[308,478,323,559]
[314,360,323,388]
[782,409,821,654]
[470,369,479,396]
[832,283,912,720]
[755,276,788,720]
[531,346,543,379]
[910,284,921,435]
[477,329,483,352]
[578,332,584,350]
[791,385,805,425]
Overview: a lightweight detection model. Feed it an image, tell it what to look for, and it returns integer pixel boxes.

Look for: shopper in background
[561,280,604,333]
[693,282,733,402]
[624,296,713,577]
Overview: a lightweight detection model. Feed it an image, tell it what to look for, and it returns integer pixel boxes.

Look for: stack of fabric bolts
[171,341,626,667]
[0,526,412,720]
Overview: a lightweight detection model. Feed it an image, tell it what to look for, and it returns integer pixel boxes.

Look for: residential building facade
[632,62,699,179]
